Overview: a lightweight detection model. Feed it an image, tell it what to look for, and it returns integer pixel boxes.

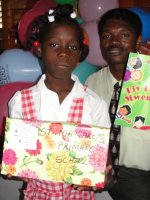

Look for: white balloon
[0,49,42,85]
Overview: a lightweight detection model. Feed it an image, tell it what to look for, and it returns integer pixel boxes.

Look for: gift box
[1,118,110,187]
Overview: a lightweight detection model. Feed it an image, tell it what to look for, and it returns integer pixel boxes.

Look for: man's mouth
[107,47,124,55]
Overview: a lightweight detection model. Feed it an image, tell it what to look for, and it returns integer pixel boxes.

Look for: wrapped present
[1,118,110,187]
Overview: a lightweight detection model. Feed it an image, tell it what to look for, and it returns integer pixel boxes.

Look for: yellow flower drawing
[44,134,56,149]
[46,151,75,182]
[80,138,91,148]
[6,165,16,175]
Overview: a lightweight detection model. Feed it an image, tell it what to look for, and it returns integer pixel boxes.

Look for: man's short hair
[98,8,142,38]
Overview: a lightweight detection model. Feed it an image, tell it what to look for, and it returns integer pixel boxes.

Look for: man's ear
[35,46,42,58]
[136,35,143,51]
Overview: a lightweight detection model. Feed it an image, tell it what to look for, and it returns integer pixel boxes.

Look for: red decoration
[33,41,40,47]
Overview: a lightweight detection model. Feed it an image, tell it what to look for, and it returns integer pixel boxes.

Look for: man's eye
[101,34,111,40]
[121,33,130,39]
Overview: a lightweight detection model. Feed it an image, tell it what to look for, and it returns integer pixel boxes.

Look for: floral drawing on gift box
[44,134,56,149]
[95,182,105,188]
[2,149,18,174]
[20,139,43,168]
[17,169,39,179]
[46,150,84,183]
[3,149,17,165]
[89,144,108,171]
[80,178,92,186]
[75,124,92,138]
[6,165,17,175]
[26,139,42,156]
[49,123,63,135]
[49,122,71,141]
[80,138,91,148]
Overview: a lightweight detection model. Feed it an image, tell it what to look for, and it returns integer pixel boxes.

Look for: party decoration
[129,7,150,42]
[0,49,42,85]
[54,0,77,5]
[73,61,99,83]
[82,21,107,66]
[76,17,84,24]
[18,0,56,48]
[78,0,119,22]
[0,82,34,135]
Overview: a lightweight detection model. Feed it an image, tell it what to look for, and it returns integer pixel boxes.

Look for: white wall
[0,176,23,200]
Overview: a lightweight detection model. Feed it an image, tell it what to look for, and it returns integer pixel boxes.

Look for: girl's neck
[45,76,74,104]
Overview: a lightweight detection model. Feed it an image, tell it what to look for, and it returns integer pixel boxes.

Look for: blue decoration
[0,49,42,85]
[73,60,99,84]
[129,7,150,42]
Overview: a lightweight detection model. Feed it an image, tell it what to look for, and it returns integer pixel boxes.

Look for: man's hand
[137,40,150,55]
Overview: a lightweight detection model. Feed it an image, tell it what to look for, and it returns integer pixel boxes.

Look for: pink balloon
[82,21,106,66]
[78,0,119,22]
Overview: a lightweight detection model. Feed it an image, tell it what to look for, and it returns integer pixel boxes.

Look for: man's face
[100,19,139,66]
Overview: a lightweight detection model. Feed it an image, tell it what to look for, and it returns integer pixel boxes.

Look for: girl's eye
[48,43,59,48]
[68,45,79,51]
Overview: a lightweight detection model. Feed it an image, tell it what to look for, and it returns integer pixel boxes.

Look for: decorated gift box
[1,118,110,187]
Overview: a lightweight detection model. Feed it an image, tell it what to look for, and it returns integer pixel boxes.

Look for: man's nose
[110,35,120,44]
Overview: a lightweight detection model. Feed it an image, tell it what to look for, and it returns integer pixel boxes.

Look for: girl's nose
[58,47,69,57]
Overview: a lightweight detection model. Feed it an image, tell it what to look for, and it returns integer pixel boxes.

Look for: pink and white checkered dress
[21,88,95,200]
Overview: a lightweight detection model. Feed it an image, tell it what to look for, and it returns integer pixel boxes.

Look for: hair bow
[48,9,55,22]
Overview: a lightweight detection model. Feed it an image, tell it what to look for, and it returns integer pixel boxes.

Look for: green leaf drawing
[65,177,72,184]
[23,156,28,163]
[47,153,52,160]
[5,121,10,132]
[69,151,76,158]
[72,166,83,176]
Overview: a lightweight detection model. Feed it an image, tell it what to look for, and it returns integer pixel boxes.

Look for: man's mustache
[106,45,124,52]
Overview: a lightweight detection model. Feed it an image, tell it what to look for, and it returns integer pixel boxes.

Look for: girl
[9,4,110,200]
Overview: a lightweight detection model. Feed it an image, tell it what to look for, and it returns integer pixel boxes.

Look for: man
[86,8,150,200]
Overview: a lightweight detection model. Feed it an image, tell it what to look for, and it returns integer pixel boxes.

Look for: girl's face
[39,24,81,80]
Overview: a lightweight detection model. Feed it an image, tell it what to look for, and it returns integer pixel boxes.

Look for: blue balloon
[73,60,99,84]
[0,49,42,85]
[129,7,150,42]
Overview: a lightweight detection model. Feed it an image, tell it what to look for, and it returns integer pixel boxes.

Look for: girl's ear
[35,46,42,58]
[136,35,143,51]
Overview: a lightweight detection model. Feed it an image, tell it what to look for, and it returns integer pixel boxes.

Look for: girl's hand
[72,164,112,192]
